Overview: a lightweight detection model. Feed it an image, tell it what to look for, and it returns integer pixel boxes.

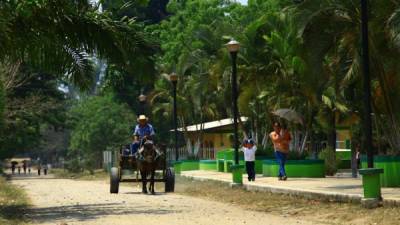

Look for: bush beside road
[0,176,29,225]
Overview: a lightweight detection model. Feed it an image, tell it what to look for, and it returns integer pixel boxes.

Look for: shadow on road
[26,202,176,223]
[9,176,65,181]
[123,191,168,196]
[0,204,29,221]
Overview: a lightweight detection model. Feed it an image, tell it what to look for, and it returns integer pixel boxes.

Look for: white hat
[137,115,148,121]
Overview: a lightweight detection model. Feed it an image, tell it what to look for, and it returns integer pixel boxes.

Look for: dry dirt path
[11,175,315,225]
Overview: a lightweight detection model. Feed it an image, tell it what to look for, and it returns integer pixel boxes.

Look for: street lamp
[169,72,179,161]
[361,0,373,168]
[226,39,240,165]
[138,94,147,115]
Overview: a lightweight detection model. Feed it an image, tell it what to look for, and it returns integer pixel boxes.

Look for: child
[241,138,257,181]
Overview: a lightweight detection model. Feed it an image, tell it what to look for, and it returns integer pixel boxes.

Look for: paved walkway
[181,170,400,206]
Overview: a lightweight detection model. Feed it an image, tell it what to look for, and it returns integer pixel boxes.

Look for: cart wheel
[165,167,175,192]
[110,167,120,194]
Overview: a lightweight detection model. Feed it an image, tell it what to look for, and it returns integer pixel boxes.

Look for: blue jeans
[130,142,140,155]
[274,151,287,177]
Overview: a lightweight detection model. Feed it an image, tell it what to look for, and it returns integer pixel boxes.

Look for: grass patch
[51,168,108,180]
[175,176,400,225]
[0,176,29,225]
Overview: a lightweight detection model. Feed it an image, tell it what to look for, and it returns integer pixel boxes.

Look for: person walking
[43,164,48,175]
[241,138,257,182]
[37,164,41,176]
[270,122,291,181]
[11,163,16,175]
[23,161,27,174]
[355,144,361,169]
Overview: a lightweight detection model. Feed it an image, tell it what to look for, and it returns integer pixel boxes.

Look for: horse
[137,140,161,194]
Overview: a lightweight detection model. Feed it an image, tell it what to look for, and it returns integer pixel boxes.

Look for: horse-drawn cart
[109,143,175,194]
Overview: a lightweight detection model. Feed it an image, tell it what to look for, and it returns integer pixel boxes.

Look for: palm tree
[294,0,400,152]
[0,0,156,89]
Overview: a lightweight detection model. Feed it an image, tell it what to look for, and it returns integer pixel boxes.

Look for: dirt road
[11,175,314,225]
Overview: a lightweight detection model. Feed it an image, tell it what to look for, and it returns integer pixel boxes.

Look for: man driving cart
[129,115,160,159]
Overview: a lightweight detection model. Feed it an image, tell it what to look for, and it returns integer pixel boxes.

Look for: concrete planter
[199,160,217,171]
[180,160,200,171]
[173,161,182,175]
[174,160,199,174]
[255,157,272,174]
[217,159,225,172]
[216,149,244,172]
[362,155,400,187]
[262,159,325,178]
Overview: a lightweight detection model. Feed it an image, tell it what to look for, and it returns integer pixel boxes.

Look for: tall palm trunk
[329,110,336,157]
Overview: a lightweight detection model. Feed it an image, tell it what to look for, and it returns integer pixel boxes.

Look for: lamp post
[169,72,179,161]
[226,39,240,165]
[361,0,373,168]
[138,94,147,115]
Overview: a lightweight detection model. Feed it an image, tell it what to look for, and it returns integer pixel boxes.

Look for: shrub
[287,150,308,160]
[256,147,275,157]
[318,148,342,175]
[64,158,84,173]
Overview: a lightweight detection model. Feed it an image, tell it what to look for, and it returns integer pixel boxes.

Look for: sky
[236,0,248,5]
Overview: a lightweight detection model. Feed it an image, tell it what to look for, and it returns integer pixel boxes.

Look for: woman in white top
[241,139,257,181]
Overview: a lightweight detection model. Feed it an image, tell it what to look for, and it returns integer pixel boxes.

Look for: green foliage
[148,0,309,146]
[255,147,275,158]
[64,157,84,174]
[0,0,157,160]
[0,64,68,159]
[151,0,400,155]
[101,0,150,19]
[67,94,135,172]
[0,80,4,157]
[0,0,156,90]
[0,177,29,224]
[154,0,241,69]
[287,150,308,160]
[318,148,342,176]
[2,0,400,163]
[101,0,169,24]
[0,80,4,133]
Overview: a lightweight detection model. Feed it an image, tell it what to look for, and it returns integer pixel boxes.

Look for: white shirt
[242,146,257,162]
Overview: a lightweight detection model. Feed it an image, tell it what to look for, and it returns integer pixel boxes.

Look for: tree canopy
[67,94,135,171]
[3,0,400,170]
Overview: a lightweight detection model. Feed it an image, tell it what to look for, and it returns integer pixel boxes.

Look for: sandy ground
[10,174,317,225]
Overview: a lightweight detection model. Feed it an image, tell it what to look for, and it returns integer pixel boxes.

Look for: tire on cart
[165,167,175,192]
[110,167,120,194]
